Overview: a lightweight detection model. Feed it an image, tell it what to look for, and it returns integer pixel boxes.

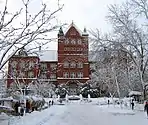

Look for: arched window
[71,39,76,44]
[70,61,76,68]
[63,72,69,78]
[77,72,83,78]
[29,61,35,68]
[65,39,69,44]
[11,61,17,68]
[77,39,82,45]
[70,72,76,78]
[64,61,69,68]
[19,60,25,69]
[77,62,83,68]
[28,71,34,78]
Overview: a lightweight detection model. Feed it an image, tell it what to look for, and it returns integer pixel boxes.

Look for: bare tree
[0,0,63,71]
[90,0,148,100]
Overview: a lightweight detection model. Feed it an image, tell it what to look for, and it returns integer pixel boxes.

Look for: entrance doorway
[67,81,78,95]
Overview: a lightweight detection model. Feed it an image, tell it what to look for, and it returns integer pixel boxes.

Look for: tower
[57,23,90,95]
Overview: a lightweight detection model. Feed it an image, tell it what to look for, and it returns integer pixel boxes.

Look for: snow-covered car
[68,95,80,100]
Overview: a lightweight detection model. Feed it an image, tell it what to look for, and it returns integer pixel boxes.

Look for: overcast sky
[0,0,124,50]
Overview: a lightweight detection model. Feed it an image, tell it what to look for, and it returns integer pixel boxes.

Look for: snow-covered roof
[128,91,142,96]
[38,50,57,61]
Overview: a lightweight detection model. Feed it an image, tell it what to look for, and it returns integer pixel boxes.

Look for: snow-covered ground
[0,98,148,125]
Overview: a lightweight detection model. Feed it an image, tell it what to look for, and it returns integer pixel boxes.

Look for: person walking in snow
[51,100,54,105]
[144,101,148,117]
[131,100,134,110]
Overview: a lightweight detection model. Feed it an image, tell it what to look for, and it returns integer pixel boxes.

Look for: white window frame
[63,61,69,68]
[77,39,82,45]
[77,62,83,68]
[41,63,47,70]
[19,72,25,78]
[29,61,35,68]
[11,61,17,68]
[65,39,69,44]
[71,39,76,44]
[70,61,76,68]
[70,72,76,78]
[77,72,83,78]
[50,74,56,79]
[40,73,47,79]
[63,72,69,78]
[28,71,34,78]
[19,60,25,69]
[50,63,56,70]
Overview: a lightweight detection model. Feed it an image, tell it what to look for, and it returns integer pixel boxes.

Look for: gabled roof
[65,22,82,36]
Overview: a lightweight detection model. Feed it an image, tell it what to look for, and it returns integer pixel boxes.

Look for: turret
[58,26,64,37]
[82,27,89,37]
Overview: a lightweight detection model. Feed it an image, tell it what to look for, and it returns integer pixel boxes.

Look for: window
[29,61,35,68]
[19,61,25,69]
[40,73,47,79]
[77,39,82,45]
[11,69,17,77]
[50,64,56,70]
[70,61,76,68]
[41,63,47,70]
[11,61,17,68]
[64,61,69,68]
[77,62,83,68]
[77,72,83,78]
[64,48,67,51]
[65,39,69,44]
[70,72,76,78]
[63,72,69,78]
[19,72,25,77]
[71,39,76,44]
[28,71,34,78]
[50,74,56,79]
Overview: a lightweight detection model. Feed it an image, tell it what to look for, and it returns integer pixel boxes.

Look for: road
[43,103,148,125]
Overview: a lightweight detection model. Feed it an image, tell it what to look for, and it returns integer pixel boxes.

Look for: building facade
[7,23,91,95]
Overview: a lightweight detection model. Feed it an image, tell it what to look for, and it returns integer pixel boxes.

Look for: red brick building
[7,23,90,95]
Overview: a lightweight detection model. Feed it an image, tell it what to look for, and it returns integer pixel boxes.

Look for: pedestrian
[48,100,51,107]
[26,100,31,113]
[14,101,20,115]
[131,100,134,110]
[51,100,54,105]
[107,100,110,105]
[144,101,148,118]
[20,106,24,116]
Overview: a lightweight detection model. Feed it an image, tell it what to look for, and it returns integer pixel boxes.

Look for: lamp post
[22,85,30,115]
